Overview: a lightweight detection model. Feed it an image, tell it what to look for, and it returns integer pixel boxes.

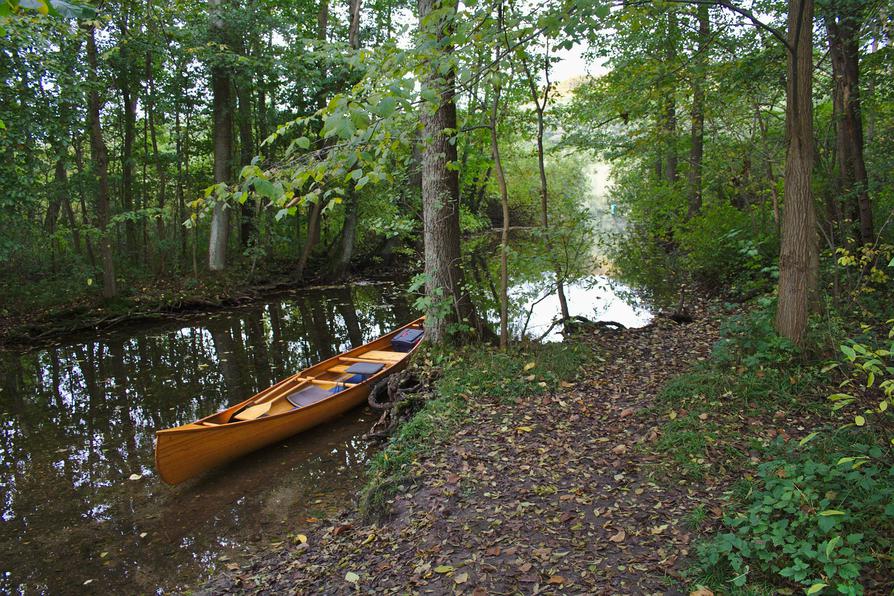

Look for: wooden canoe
[155,317,425,485]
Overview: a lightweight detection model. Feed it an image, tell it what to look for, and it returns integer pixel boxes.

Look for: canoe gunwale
[154,317,424,483]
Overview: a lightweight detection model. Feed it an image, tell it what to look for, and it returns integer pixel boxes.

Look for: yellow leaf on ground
[345,571,359,584]
[608,529,626,543]
[516,426,534,433]
[434,565,454,574]
[524,362,536,371]
[295,534,307,544]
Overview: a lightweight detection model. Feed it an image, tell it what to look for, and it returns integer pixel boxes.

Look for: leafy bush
[697,444,894,594]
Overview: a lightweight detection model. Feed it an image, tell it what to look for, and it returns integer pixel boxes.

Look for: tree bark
[489,68,509,349]
[418,0,472,343]
[516,49,570,324]
[86,26,117,298]
[208,0,234,272]
[775,0,818,345]
[826,3,873,245]
[687,3,709,217]
[118,20,138,260]
[331,0,363,280]
[235,42,256,248]
[663,10,679,184]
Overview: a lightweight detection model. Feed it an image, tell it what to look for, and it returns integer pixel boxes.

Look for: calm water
[0,278,649,594]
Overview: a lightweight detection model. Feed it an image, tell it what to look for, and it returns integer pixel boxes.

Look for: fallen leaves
[200,305,729,596]
[608,529,626,543]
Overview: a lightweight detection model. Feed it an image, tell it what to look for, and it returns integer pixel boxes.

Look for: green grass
[357,340,591,519]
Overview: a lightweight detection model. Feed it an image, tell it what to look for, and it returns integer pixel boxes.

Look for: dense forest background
[1,0,892,345]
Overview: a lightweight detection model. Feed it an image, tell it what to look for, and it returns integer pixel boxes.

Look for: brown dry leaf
[472,589,488,596]
[547,575,566,584]
[698,413,709,421]
[518,562,532,572]
[619,407,636,418]
[611,444,627,455]
[332,524,352,536]
[689,588,714,596]
[608,529,626,543]
[454,572,469,584]
[559,381,575,388]
[485,546,501,556]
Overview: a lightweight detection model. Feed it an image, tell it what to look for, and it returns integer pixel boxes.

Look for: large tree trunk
[775,0,817,345]
[418,0,472,344]
[86,26,117,298]
[826,3,873,245]
[687,3,709,217]
[208,0,234,272]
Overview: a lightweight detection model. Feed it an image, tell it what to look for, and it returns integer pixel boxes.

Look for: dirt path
[203,310,722,595]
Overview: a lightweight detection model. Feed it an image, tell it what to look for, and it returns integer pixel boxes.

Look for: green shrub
[697,443,894,594]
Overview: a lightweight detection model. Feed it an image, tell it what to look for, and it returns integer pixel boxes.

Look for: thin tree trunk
[146,52,167,270]
[331,0,363,280]
[687,3,709,217]
[517,49,570,324]
[490,71,510,350]
[775,0,818,345]
[86,26,117,298]
[663,10,679,184]
[236,68,255,248]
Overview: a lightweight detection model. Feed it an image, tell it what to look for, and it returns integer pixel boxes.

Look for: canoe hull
[156,380,376,485]
[155,317,423,485]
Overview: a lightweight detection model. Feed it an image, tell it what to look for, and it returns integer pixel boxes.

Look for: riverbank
[0,261,410,350]
[199,302,725,594]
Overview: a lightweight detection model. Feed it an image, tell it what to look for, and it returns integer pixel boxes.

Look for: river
[0,277,649,593]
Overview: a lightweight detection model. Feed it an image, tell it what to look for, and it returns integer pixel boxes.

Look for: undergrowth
[358,340,590,519]
[651,298,894,594]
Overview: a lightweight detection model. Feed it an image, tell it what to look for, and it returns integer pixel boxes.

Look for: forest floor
[198,303,762,595]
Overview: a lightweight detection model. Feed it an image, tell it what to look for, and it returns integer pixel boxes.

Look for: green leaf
[798,432,819,447]
[372,96,397,118]
[825,536,841,558]
[818,510,845,516]
[806,583,826,595]
[295,136,310,150]
[840,344,856,361]
[253,178,276,199]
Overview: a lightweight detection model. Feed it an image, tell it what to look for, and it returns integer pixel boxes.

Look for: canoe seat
[286,385,342,408]
[359,350,404,362]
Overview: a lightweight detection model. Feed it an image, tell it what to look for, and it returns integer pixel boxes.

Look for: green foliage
[697,445,894,594]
